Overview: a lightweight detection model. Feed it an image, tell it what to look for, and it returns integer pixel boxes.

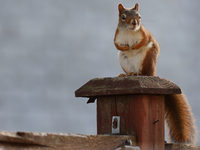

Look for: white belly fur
[118,41,153,74]
[115,29,142,47]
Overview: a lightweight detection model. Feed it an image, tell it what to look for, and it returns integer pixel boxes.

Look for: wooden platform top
[0,131,137,150]
[75,76,181,97]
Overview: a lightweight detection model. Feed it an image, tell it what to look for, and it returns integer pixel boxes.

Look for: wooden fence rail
[0,76,199,150]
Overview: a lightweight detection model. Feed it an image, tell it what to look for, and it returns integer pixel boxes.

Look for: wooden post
[75,76,181,150]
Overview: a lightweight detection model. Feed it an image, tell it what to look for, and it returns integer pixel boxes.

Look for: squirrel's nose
[130,19,137,26]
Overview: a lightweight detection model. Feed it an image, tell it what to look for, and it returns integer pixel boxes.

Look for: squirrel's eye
[139,16,141,19]
[122,14,126,21]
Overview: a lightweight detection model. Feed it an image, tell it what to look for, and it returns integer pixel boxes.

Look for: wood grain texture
[165,143,200,150]
[0,131,198,150]
[75,76,181,98]
[97,95,165,150]
[0,131,137,150]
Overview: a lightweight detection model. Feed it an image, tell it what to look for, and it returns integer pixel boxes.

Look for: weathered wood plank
[97,95,165,150]
[165,143,200,150]
[75,76,181,98]
[0,131,199,150]
[0,131,137,150]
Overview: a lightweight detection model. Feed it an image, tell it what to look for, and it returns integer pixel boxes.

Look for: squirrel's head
[118,3,141,32]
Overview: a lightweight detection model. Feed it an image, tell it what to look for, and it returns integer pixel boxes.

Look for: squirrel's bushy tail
[165,93,197,144]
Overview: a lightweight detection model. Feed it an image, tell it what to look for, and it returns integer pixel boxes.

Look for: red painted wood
[97,95,165,150]
[74,77,178,150]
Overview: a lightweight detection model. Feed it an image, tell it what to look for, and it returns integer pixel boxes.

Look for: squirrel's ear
[132,3,139,11]
[118,3,125,12]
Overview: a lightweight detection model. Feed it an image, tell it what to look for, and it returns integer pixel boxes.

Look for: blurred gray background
[0,0,199,144]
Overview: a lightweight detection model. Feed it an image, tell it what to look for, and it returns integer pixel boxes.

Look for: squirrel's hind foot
[127,72,141,76]
[117,73,127,77]
[118,72,141,77]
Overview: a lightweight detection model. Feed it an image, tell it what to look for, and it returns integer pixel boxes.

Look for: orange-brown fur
[141,30,159,76]
[114,3,197,144]
[131,26,150,50]
[165,94,197,144]
[141,48,157,76]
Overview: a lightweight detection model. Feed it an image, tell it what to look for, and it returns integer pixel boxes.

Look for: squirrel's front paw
[131,42,139,50]
[131,45,136,50]
[120,44,129,51]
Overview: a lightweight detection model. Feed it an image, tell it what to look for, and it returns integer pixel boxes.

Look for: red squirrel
[114,3,197,144]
